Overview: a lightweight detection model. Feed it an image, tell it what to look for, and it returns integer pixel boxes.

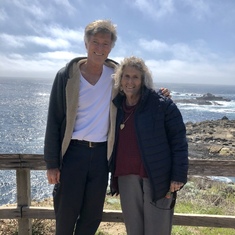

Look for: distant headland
[175,93,231,105]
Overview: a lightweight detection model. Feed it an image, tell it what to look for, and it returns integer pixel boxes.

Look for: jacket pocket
[151,192,176,210]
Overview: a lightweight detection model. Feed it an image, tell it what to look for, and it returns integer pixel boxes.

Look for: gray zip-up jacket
[44,57,119,169]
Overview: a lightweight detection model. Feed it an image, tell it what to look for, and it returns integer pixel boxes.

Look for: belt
[70,139,107,148]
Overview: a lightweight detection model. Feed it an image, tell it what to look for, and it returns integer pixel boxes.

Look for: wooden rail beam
[188,159,235,176]
[3,207,235,229]
[0,206,21,219]
[1,154,235,176]
[173,213,235,228]
[22,206,55,220]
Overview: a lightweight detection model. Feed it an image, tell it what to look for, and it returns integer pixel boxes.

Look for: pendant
[120,124,125,130]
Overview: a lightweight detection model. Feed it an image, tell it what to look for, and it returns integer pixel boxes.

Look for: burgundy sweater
[114,102,147,178]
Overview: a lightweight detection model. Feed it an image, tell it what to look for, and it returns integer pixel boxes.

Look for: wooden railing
[0,154,235,235]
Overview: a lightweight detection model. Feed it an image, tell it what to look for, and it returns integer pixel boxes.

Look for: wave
[178,104,235,114]
[38,92,50,97]
[208,176,235,183]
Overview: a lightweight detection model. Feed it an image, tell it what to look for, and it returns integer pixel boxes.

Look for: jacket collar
[65,57,119,78]
[113,86,152,111]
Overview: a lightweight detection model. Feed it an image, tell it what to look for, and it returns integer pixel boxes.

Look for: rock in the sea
[175,93,231,105]
[196,93,231,102]
[222,116,229,120]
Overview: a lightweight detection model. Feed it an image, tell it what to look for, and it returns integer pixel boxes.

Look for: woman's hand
[170,181,184,192]
[160,87,171,98]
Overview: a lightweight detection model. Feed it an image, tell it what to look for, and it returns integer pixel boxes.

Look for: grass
[1,176,235,234]
[171,176,235,235]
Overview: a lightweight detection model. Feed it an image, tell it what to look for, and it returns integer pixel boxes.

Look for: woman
[109,56,188,235]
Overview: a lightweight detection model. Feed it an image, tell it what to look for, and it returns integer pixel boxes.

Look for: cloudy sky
[0,0,235,85]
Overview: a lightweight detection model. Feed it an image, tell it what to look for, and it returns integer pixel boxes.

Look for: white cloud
[38,51,80,60]
[28,36,71,49]
[0,8,7,22]
[53,0,77,12]
[139,39,169,53]
[11,0,49,20]
[138,38,220,62]
[0,25,84,51]
[137,36,235,84]
[0,0,234,85]
[132,0,174,19]
[44,26,84,42]
[0,34,25,48]
[146,58,235,85]
[180,0,211,20]
[0,33,70,50]
[0,54,64,78]
[0,49,86,78]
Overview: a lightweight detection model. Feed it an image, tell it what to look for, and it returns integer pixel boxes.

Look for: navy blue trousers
[53,141,108,235]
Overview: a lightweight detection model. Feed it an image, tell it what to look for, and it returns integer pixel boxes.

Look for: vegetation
[0,176,234,234]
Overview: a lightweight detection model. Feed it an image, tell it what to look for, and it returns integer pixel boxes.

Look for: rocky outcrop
[196,93,231,101]
[186,117,235,160]
[175,99,216,105]
[175,93,231,105]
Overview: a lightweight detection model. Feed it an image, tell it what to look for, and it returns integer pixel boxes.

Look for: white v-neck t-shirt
[72,65,114,142]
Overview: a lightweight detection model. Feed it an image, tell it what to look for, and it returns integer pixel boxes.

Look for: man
[44,19,170,235]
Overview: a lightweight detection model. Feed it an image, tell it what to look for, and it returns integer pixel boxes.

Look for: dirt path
[98,222,126,235]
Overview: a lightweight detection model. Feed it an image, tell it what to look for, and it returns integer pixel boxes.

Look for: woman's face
[121,66,142,97]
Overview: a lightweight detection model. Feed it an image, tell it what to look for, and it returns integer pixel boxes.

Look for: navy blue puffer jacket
[109,86,188,202]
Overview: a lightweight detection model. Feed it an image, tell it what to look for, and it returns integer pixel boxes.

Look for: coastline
[186,118,235,161]
[186,117,235,183]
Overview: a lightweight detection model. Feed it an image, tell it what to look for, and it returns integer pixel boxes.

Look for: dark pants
[53,141,108,235]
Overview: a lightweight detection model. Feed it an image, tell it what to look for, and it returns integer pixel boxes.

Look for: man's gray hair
[84,19,117,48]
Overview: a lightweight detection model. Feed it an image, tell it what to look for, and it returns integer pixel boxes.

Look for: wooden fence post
[17,168,32,235]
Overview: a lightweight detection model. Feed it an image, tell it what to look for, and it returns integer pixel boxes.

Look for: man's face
[86,32,112,64]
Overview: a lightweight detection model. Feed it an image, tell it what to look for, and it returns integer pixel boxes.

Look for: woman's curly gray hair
[113,56,154,90]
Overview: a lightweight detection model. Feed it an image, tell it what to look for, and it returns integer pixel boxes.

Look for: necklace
[120,109,135,130]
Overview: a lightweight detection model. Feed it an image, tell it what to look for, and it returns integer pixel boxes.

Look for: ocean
[0,77,235,206]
